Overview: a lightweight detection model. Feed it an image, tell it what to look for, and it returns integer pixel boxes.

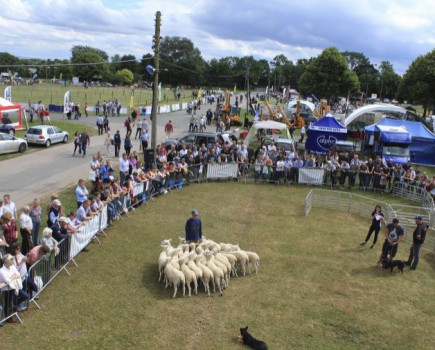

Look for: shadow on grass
[141,262,173,299]
[351,265,406,278]
[423,252,435,270]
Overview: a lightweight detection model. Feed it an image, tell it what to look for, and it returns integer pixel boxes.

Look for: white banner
[159,105,170,113]
[86,106,95,112]
[4,86,11,101]
[120,107,128,115]
[171,104,180,111]
[63,91,70,113]
[132,182,144,197]
[69,210,102,259]
[182,102,188,110]
[298,168,324,185]
[206,163,238,179]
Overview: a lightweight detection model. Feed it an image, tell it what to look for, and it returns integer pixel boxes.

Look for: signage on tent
[317,135,337,150]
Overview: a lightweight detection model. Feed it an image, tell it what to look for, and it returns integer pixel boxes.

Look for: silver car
[0,132,27,154]
[25,125,69,147]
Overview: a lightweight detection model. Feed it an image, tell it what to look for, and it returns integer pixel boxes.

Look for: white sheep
[195,255,214,296]
[226,248,249,276]
[245,251,260,275]
[163,259,185,298]
[222,252,238,277]
[180,257,198,296]
[204,250,225,295]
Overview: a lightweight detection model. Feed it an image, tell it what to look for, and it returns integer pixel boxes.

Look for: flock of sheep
[158,237,260,298]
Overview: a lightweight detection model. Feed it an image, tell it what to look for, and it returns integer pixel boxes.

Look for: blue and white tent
[306,115,347,155]
[364,119,435,165]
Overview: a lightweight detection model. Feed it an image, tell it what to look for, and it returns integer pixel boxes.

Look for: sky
[1,0,435,75]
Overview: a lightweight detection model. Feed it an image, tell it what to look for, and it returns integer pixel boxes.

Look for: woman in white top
[0,253,28,320]
[104,132,113,156]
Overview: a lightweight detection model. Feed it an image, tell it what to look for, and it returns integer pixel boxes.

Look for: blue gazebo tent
[305,115,347,155]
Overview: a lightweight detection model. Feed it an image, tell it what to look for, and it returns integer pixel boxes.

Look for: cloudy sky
[1,0,434,74]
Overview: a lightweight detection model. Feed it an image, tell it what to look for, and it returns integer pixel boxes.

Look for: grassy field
[2,182,434,349]
[9,84,195,110]
[0,120,97,162]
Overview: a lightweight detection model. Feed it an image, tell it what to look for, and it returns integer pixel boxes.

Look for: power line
[0,58,152,69]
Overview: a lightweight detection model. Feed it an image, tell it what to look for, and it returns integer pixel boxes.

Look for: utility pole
[151,11,161,153]
[245,69,250,119]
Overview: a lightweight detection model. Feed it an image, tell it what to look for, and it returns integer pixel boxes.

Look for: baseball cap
[192,209,199,216]
[415,216,423,221]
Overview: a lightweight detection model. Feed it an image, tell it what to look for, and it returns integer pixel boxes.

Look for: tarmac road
[0,99,225,209]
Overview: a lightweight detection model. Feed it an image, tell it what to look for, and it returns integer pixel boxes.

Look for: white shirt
[1,201,17,220]
[300,126,306,134]
[119,157,130,173]
[90,159,100,171]
[0,264,20,290]
[13,253,28,280]
[19,212,33,231]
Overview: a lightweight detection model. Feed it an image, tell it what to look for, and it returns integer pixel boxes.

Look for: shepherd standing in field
[185,209,202,243]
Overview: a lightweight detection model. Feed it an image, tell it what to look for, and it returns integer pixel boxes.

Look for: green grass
[10,84,195,111]
[2,183,434,349]
[0,120,97,162]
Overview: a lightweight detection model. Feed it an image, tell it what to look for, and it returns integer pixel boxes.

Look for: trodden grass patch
[2,183,434,349]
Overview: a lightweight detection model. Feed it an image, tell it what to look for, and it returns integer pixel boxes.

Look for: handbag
[88,169,96,182]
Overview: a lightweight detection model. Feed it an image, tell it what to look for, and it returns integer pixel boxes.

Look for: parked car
[0,122,15,135]
[101,82,113,87]
[331,140,357,161]
[25,125,69,147]
[0,132,27,154]
[165,131,238,150]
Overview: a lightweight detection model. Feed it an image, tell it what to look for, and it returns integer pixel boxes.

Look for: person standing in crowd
[75,179,89,209]
[0,254,28,323]
[377,218,404,267]
[2,211,18,245]
[124,135,133,156]
[125,117,132,137]
[299,125,306,143]
[406,216,428,270]
[360,205,384,249]
[84,102,88,117]
[165,120,174,139]
[142,117,149,135]
[29,198,41,246]
[0,194,17,220]
[96,115,104,135]
[80,128,90,157]
[103,115,110,134]
[185,209,202,243]
[47,199,62,228]
[139,130,149,152]
[105,132,113,157]
[114,130,122,158]
[119,153,130,185]
[73,131,82,156]
[135,118,142,139]
[95,100,101,116]
[19,205,33,255]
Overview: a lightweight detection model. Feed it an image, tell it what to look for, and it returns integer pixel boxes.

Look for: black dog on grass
[240,326,268,350]
[381,257,405,274]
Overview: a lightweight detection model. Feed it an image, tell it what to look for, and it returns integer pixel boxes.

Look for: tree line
[1,36,434,113]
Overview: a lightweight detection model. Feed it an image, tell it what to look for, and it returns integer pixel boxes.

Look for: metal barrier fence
[305,188,434,253]
[392,182,435,228]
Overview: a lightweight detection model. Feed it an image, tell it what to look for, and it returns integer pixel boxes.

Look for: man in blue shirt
[75,179,88,208]
[185,209,202,243]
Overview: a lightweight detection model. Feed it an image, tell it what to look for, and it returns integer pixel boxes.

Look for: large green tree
[377,61,401,100]
[342,51,378,97]
[397,50,435,115]
[298,47,360,102]
[159,36,206,86]
[71,45,109,62]
[115,69,134,85]
[72,51,108,81]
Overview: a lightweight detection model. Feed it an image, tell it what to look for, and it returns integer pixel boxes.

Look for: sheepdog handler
[185,209,202,243]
